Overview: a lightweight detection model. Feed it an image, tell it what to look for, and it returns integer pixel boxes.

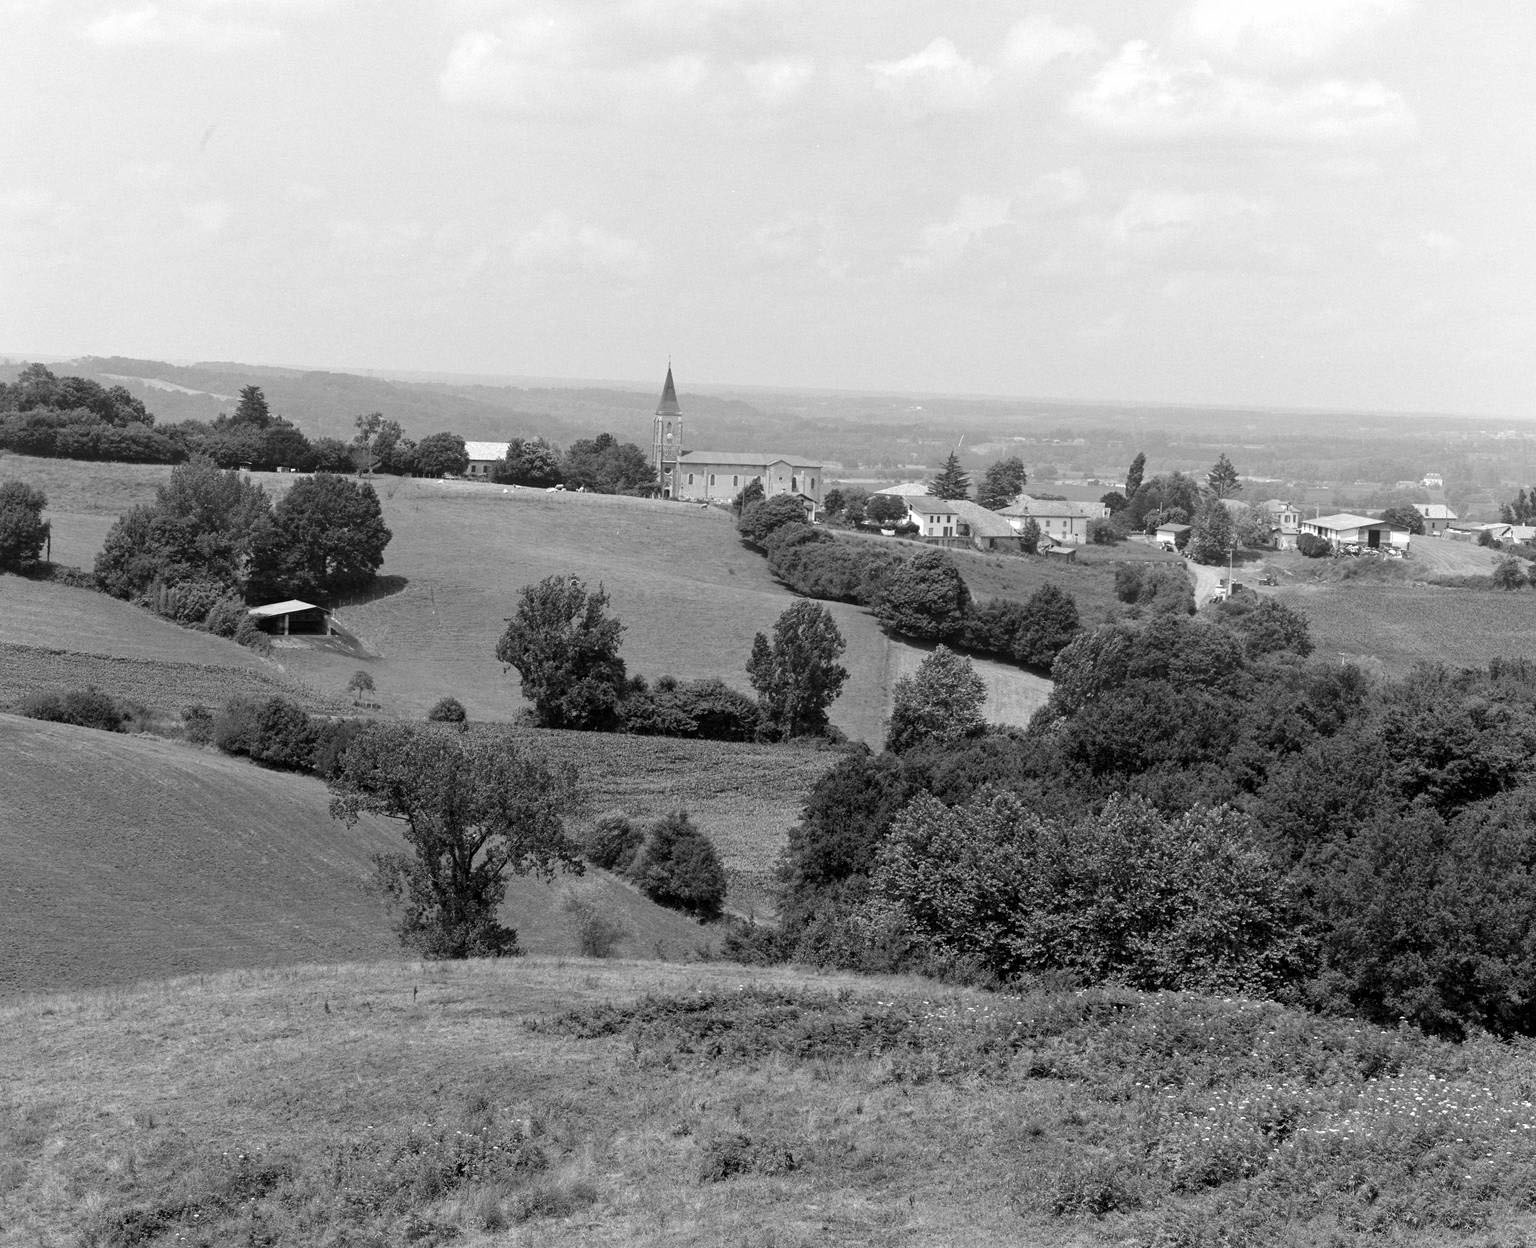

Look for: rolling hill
[0,715,777,998]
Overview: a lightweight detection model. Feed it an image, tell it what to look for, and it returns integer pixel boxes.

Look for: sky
[3,0,1534,416]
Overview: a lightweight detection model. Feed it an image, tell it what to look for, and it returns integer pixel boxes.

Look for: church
[650,367,825,513]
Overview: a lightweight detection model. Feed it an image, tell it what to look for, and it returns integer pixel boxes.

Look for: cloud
[508,212,650,279]
[743,213,849,279]
[1107,187,1274,269]
[83,4,281,48]
[900,194,1013,274]
[181,199,231,235]
[865,37,993,112]
[1027,166,1088,210]
[999,14,1100,75]
[1184,0,1411,68]
[1071,41,1414,145]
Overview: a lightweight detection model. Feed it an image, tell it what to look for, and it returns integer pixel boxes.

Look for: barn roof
[464,440,510,462]
[247,600,327,618]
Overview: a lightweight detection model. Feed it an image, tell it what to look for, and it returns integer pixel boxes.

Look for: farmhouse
[1412,503,1458,536]
[1300,513,1411,552]
[1259,499,1302,549]
[651,367,824,512]
[247,599,332,636]
[1155,521,1192,550]
[464,441,509,479]
[997,495,1104,546]
[871,483,1024,550]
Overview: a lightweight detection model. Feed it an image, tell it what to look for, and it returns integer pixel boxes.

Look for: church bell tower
[652,364,683,498]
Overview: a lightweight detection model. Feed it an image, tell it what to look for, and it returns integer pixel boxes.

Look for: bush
[312,717,368,780]
[586,811,645,873]
[0,480,50,572]
[873,548,970,641]
[182,704,215,745]
[203,596,248,638]
[213,695,317,771]
[142,577,229,625]
[17,686,125,732]
[737,494,812,548]
[631,811,727,920]
[563,894,628,958]
[427,696,467,724]
[1297,532,1331,558]
[621,677,758,741]
[1086,516,1120,545]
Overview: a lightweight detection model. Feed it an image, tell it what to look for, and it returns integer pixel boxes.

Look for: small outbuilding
[1299,513,1411,553]
[1155,522,1192,551]
[247,599,333,636]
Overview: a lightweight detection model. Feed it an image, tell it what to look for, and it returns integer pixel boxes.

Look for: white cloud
[181,199,231,235]
[1107,188,1273,269]
[1027,166,1088,209]
[1071,41,1414,145]
[743,213,849,279]
[508,212,650,279]
[83,4,281,48]
[999,14,1099,75]
[866,37,993,112]
[900,194,1013,273]
[739,57,815,106]
[1184,0,1411,68]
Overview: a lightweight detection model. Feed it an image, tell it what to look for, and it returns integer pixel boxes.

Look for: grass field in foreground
[7,958,1536,1248]
[0,715,807,998]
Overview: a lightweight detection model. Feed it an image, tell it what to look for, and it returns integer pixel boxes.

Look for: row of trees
[737,493,1082,672]
[491,433,655,494]
[494,575,849,742]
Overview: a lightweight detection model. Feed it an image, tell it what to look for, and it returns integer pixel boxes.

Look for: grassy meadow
[0,714,822,999]
[8,958,1536,1247]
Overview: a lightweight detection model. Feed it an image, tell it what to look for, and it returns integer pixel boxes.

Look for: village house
[651,367,824,513]
[1412,503,1459,536]
[1259,499,1302,549]
[464,441,509,479]
[1300,513,1412,553]
[1155,521,1192,550]
[871,484,1025,551]
[997,495,1106,546]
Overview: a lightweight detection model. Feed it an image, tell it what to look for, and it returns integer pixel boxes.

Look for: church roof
[676,450,822,469]
[656,366,681,417]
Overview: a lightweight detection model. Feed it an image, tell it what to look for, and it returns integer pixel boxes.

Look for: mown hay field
[9,958,1536,1248]
[0,715,769,999]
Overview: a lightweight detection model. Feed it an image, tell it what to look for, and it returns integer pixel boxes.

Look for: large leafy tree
[95,457,272,599]
[493,437,563,487]
[864,493,910,527]
[1186,496,1236,566]
[1207,453,1242,499]
[563,432,655,494]
[412,431,469,478]
[885,645,987,753]
[1380,504,1425,535]
[328,723,582,958]
[747,600,848,741]
[873,548,971,641]
[0,481,49,571]
[496,574,628,730]
[738,493,810,546]
[246,473,391,603]
[927,451,971,501]
[976,456,1027,510]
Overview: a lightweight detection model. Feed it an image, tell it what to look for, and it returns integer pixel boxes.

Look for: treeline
[734,602,1536,1041]
[738,493,1082,673]
[491,433,655,494]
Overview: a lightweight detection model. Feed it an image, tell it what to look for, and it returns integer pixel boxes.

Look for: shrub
[1297,532,1331,558]
[1086,516,1120,545]
[586,811,645,873]
[143,577,229,625]
[232,614,271,654]
[632,811,727,920]
[873,548,970,641]
[182,704,215,745]
[213,695,316,771]
[0,480,50,572]
[563,894,628,958]
[203,596,248,638]
[737,494,812,547]
[427,696,467,724]
[1492,555,1526,590]
[312,717,368,780]
[18,686,125,732]
[698,1131,798,1182]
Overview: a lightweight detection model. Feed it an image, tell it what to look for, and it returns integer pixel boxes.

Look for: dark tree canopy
[564,433,655,494]
[976,457,1027,511]
[1186,496,1236,565]
[873,548,970,642]
[747,600,848,741]
[630,811,727,920]
[496,575,628,730]
[493,437,563,488]
[885,645,987,753]
[247,473,391,604]
[0,481,50,572]
[1380,504,1425,535]
[1502,488,1536,526]
[328,723,582,958]
[738,493,811,547]
[412,431,469,478]
[927,452,971,501]
[864,493,910,527]
[1124,452,1146,502]
[232,386,273,427]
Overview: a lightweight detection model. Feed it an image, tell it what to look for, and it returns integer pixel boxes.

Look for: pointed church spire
[656,364,681,417]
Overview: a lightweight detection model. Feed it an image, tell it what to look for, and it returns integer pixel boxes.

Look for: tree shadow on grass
[330,574,409,609]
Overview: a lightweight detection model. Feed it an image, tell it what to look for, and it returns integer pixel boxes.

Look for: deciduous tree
[1124,451,1146,502]
[495,575,628,730]
[328,723,582,958]
[864,493,910,527]
[873,548,970,641]
[885,645,987,753]
[747,600,848,740]
[1186,497,1236,565]
[1380,504,1425,535]
[246,473,391,603]
[411,431,470,478]
[0,481,49,571]
[976,456,1027,510]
